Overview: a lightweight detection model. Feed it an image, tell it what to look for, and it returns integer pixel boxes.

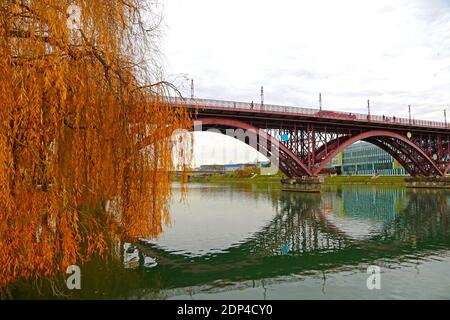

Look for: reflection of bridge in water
[129,188,450,297]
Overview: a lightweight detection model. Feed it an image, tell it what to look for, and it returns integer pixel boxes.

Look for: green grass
[186,173,407,185]
[323,175,406,185]
[206,172,285,183]
[185,171,284,184]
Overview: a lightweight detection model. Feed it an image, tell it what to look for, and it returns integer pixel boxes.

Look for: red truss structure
[171,98,450,177]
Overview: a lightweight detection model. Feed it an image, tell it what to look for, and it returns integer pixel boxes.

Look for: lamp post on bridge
[367,99,370,120]
[408,105,411,124]
[181,74,194,99]
[319,93,322,111]
[445,109,447,127]
[261,86,264,108]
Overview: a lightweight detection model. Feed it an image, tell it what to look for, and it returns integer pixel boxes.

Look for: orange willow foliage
[0,0,192,288]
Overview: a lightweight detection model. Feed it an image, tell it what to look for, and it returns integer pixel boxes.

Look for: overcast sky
[162,0,450,166]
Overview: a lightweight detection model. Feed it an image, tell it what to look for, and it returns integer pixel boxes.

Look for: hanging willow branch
[0,0,193,290]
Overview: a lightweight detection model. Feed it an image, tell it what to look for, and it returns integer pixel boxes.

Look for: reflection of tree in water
[180,183,281,210]
[9,245,165,300]
[16,187,450,299]
[99,189,450,299]
[376,189,450,244]
[323,187,404,222]
[120,188,450,296]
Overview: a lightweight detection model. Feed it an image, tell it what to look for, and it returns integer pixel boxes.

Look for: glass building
[328,141,406,176]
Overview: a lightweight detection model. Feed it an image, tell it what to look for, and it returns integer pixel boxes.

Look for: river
[13,183,450,299]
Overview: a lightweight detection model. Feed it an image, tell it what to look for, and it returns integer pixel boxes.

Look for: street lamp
[261,86,264,107]
[408,105,411,124]
[319,93,322,111]
[179,74,194,99]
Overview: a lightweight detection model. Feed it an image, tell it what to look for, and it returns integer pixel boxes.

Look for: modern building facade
[327,141,407,176]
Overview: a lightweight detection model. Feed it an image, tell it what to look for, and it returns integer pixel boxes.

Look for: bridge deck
[171,97,450,133]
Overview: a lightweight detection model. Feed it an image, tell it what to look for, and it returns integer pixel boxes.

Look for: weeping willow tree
[0,0,192,290]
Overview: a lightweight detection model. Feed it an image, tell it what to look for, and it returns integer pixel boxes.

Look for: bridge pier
[281,176,323,193]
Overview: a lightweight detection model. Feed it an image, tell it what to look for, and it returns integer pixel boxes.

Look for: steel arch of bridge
[194,118,313,177]
[192,117,448,177]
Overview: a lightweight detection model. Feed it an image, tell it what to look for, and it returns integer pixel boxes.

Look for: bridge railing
[167,97,449,130]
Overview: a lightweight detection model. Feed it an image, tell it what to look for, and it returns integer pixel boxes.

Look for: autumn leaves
[0,0,190,289]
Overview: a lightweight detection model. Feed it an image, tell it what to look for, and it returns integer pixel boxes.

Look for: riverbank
[323,175,406,185]
[188,173,284,184]
[185,174,408,186]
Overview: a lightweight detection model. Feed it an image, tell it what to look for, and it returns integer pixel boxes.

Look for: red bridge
[172,97,450,177]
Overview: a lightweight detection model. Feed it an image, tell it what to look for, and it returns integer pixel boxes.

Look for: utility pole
[261,86,264,106]
[408,105,411,123]
[367,99,370,119]
[319,93,322,111]
[191,79,194,99]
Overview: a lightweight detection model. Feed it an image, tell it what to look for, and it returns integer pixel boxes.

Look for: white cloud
[163,0,450,165]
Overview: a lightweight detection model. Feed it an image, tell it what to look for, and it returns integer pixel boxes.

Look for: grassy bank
[185,174,407,186]
[188,172,285,184]
[323,175,407,185]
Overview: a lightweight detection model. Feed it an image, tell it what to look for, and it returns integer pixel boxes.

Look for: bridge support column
[281,176,323,193]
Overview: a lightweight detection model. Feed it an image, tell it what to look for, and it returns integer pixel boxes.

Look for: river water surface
[15,183,450,299]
